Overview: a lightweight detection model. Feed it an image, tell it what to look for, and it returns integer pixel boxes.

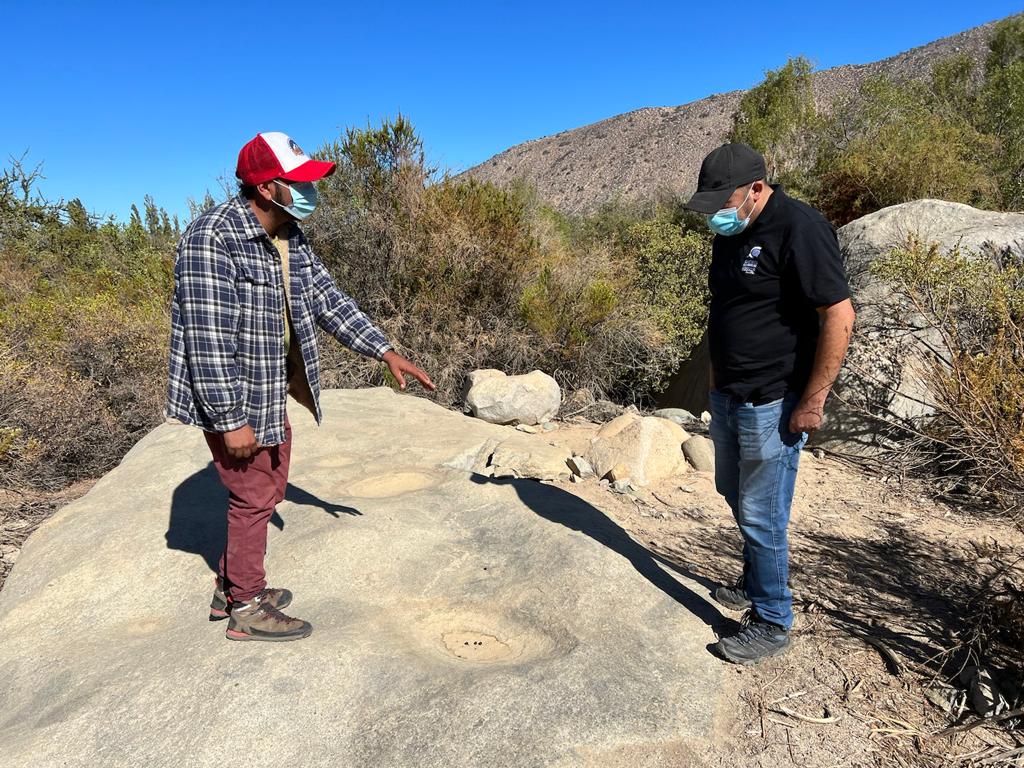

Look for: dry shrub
[0,347,123,489]
[0,161,175,491]
[307,119,710,406]
[871,237,1024,516]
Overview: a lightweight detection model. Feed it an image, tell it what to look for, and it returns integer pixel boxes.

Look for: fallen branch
[935,705,1024,737]
[856,633,905,677]
[770,705,843,725]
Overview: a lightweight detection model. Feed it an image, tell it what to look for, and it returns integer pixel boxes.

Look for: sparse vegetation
[870,237,1024,518]
[306,117,711,405]
[733,14,1024,224]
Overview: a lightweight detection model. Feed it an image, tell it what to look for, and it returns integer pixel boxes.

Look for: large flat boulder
[0,388,725,768]
[818,200,1024,456]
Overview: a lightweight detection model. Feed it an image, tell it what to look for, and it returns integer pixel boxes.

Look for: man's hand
[789,400,824,435]
[382,350,436,391]
[223,424,259,459]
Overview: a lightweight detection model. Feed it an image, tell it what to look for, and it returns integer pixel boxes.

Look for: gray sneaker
[714,575,752,611]
[209,578,293,621]
[225,590,313,642]
[716,611,791,665]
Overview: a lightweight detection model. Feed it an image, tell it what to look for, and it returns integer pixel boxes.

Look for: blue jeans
[708,390,807,630]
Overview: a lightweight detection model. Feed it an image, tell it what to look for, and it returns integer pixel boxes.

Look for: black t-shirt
[708,186,850,403]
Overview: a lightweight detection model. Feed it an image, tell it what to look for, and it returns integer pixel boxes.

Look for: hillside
[462,20,999,213]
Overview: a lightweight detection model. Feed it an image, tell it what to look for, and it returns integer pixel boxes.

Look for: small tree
[982,14,1024,210]
[814,76,996,224]
[729,56,818,194]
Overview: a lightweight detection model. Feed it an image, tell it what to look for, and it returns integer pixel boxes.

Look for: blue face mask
[272,180,319,221]
[707,185,754,236]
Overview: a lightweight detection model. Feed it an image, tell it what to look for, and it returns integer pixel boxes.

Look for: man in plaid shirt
[167,131,433,642]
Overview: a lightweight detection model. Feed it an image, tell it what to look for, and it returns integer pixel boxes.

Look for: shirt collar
[750,184,784,230]
[231,195,267,242]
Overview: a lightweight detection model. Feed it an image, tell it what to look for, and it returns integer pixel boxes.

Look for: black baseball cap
[684,143,767,214]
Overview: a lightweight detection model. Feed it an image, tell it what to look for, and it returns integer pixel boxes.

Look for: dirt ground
[1,418,1021,767]
[546,419,1024,767]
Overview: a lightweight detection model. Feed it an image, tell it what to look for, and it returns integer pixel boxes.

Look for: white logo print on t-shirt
[741,246,762,275]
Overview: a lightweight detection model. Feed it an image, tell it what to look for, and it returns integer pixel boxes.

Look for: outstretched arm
[307,251,435,391]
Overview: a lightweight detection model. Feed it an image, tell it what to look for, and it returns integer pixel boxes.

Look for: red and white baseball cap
[235,132,336,185]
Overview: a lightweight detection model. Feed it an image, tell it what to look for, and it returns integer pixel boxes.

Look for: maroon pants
[204,418,291,602]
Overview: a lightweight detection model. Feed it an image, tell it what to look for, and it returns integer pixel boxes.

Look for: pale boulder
[682,435,715,472]
[489,439,572,481]
[586,413,689,487]
[465,369,562,426]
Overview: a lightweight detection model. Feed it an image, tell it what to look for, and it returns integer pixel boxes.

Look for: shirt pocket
[235,254,272,286]
[233,254,279,328]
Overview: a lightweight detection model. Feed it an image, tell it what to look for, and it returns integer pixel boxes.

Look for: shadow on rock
[471,475,726,629]
[165,462,361,573]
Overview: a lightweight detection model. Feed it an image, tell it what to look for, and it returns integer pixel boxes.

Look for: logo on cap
[288,139,304,156]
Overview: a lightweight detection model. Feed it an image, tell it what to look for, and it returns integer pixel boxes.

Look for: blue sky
[3,1,1021,222]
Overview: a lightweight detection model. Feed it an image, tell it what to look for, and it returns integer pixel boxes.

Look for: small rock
[700,411,712,425]
[515,424,541,434]
[611,478,634,494]
[559,387,595,417]
[541,422,558,432]
[652,408,698,426]
[588,400,625,422]
[682,435,715,472]
[599,478,610,487]
[464,369,562,426]
[490,440,572,482]
[567,455,594,478]
[960,665,1009,718]
[679,485,695,493]
[812,448,825,460]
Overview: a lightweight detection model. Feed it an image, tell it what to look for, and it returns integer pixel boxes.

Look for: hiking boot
[716,611,791,665]
[714,575,752,611]
[225,590,313,642]
[209,578,292,621]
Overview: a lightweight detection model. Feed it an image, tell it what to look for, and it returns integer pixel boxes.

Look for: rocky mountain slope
[462,21,999,213]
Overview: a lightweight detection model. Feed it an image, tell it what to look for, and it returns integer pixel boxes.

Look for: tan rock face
[818,199,1024,457]
[464,370,562,426]
[585,413,689,486]
[0,388,723,767]
[683,435,715,473]
[489,438,571,481]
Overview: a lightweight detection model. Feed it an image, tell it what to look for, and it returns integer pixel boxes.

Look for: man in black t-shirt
[683,143,855,665]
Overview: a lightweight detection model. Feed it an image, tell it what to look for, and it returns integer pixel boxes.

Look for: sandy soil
[544,419,1024,767]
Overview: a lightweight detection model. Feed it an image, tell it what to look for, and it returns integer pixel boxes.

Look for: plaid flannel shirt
[165,195,392,445]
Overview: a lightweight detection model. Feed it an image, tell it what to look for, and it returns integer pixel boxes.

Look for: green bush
[727,15,1024,223]
[982,14,1024,209]
[729,56,818,195]
[307,119,711,405]
[814,75,997,224]
[0,160,175,490]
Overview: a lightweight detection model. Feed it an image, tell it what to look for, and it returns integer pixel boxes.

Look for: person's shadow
[165,462,361,573]
[470,475,727,630]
